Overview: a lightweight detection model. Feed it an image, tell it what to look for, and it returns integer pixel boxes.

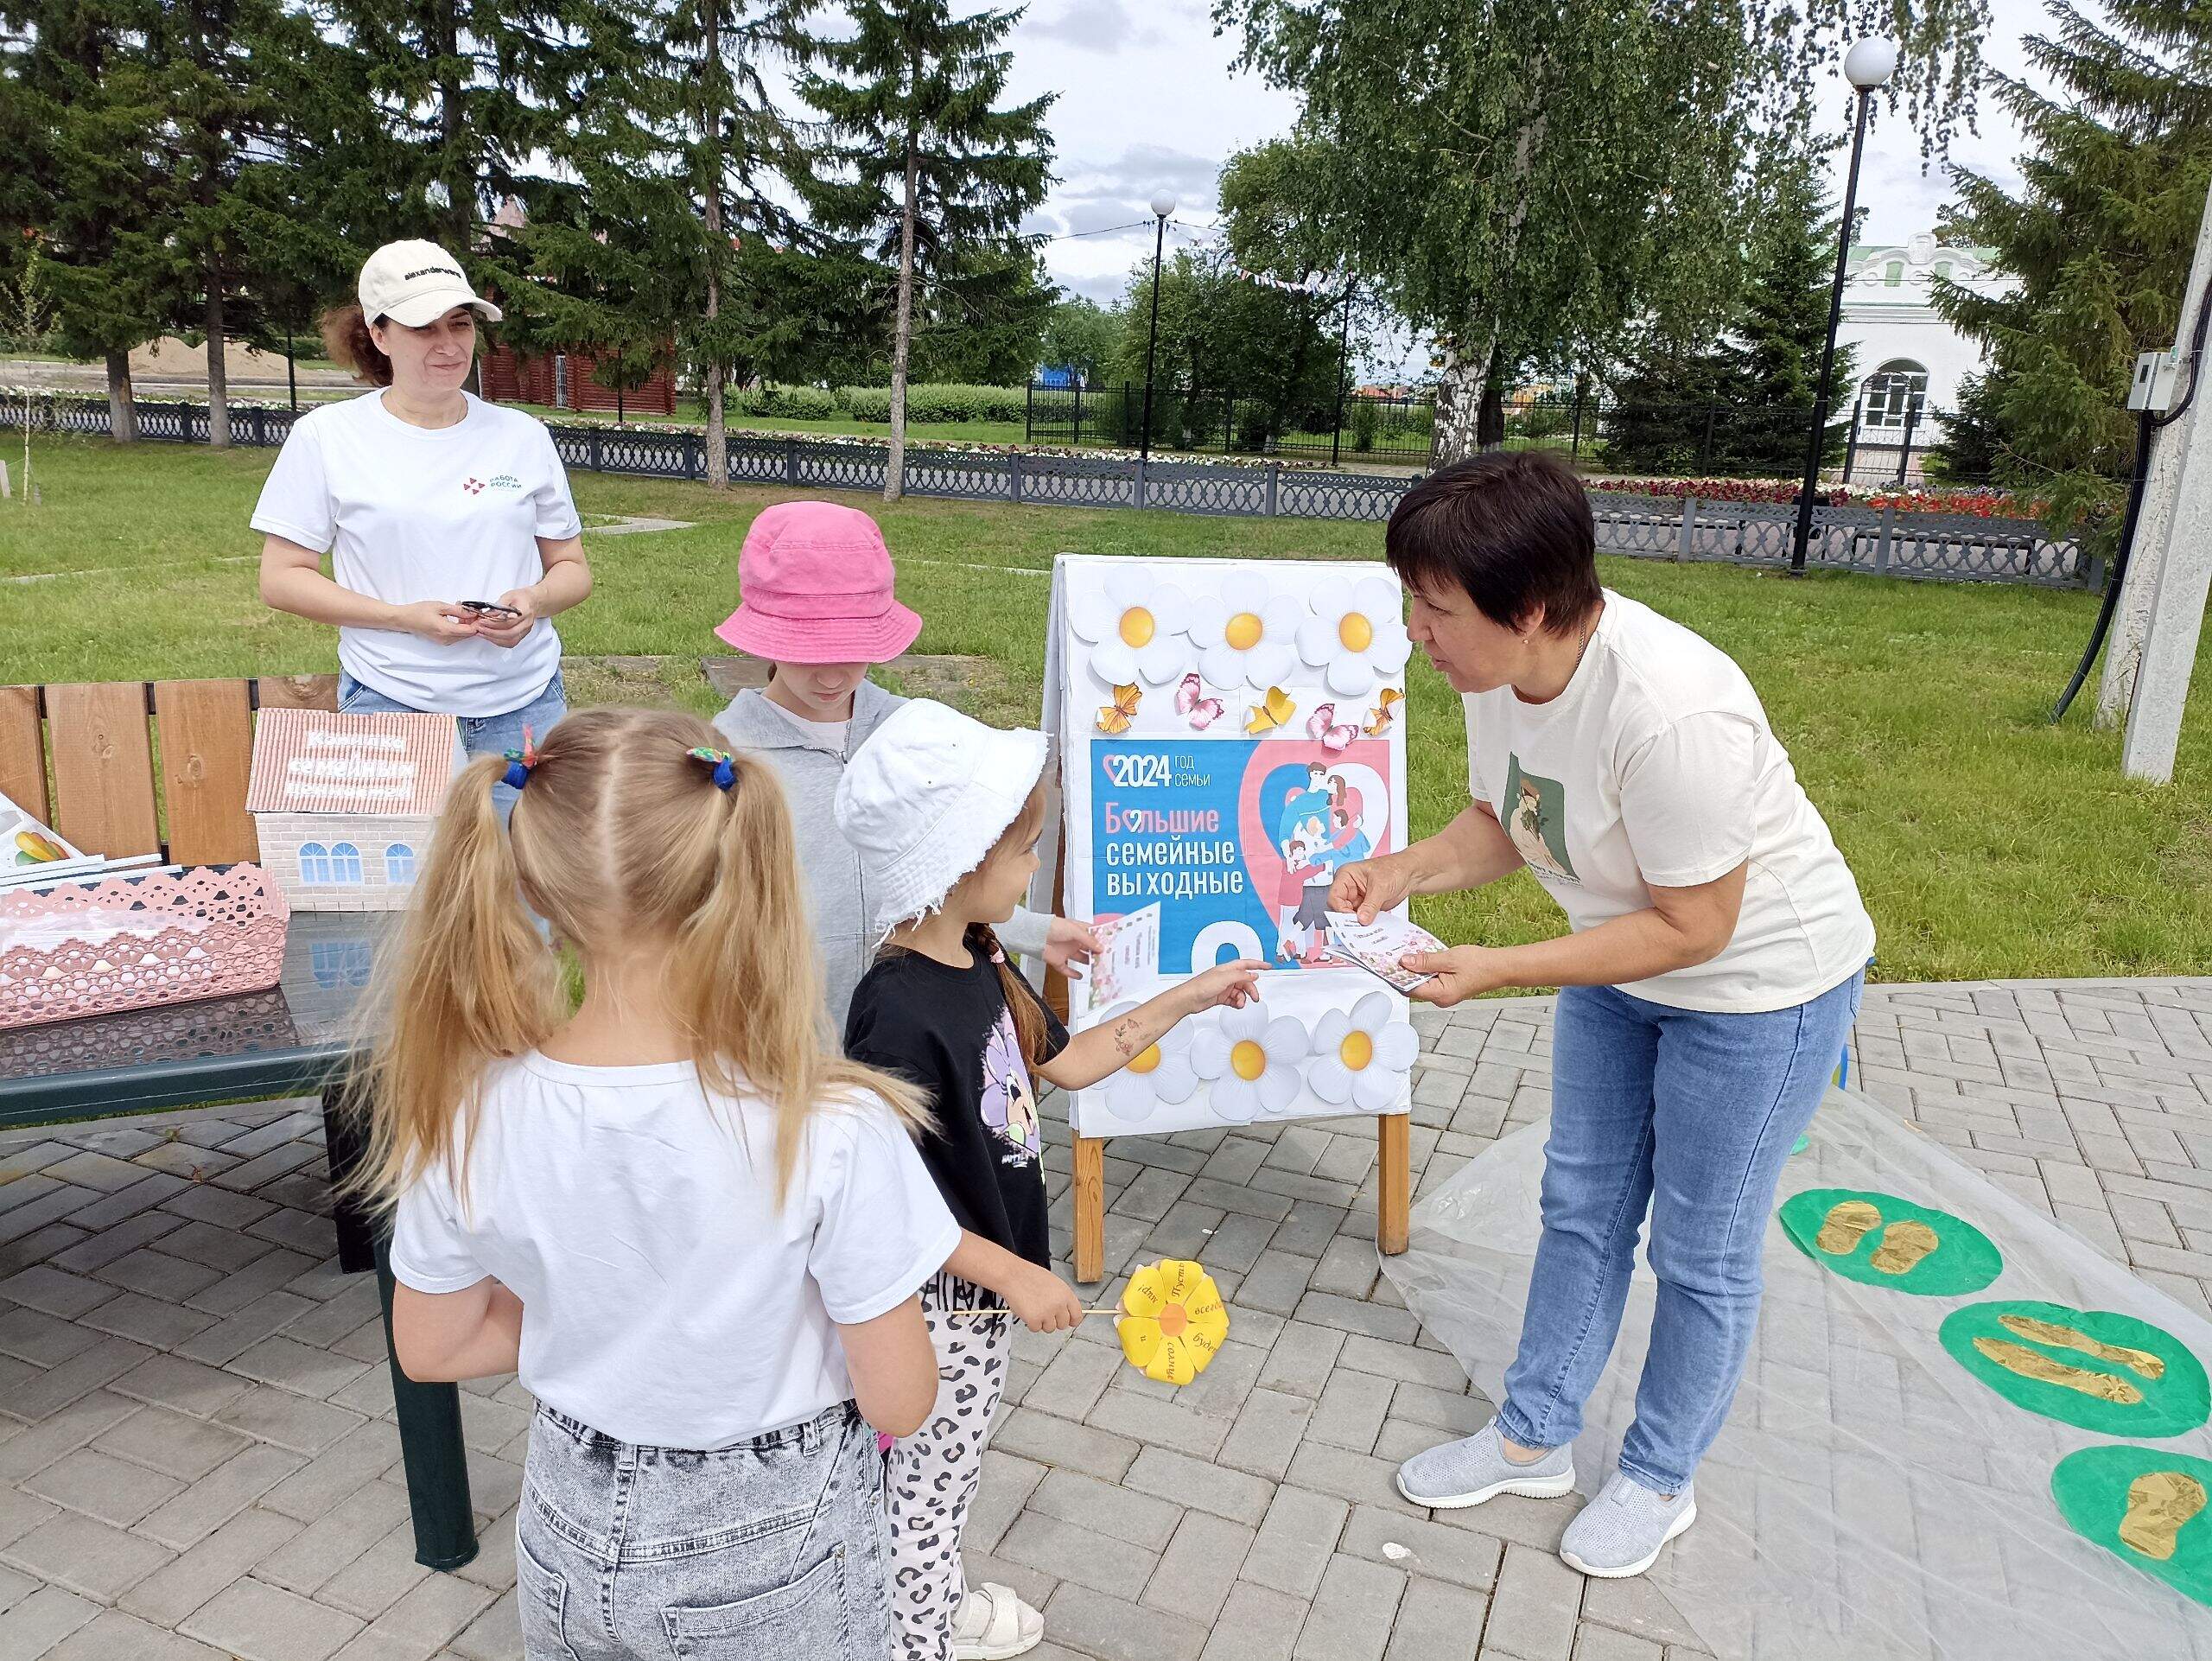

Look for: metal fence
[4,392,2088,588]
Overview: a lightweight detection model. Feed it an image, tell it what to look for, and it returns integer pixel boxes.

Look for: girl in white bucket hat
[836,698,1262,1661]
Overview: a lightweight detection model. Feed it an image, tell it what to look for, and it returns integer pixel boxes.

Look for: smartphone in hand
[460,599,522,623]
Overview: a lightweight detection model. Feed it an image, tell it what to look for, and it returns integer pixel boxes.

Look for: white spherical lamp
[1843,37,1898,91]
[1149,191,1178,220]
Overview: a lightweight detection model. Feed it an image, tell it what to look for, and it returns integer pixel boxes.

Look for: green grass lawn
[5,433,2209,986]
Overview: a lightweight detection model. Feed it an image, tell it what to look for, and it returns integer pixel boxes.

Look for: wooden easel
[1043,827,1411,1285]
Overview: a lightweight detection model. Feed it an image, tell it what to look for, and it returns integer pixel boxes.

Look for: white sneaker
[1558,1471,1698,1578]
[952,1581,1043,1660]
[1396,1421,1578,1509]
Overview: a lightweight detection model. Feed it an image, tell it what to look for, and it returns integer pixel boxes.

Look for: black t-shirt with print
[843,940,1068,1278]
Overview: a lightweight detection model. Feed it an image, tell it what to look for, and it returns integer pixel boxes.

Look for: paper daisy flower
[1071,568,1193,687]
[1189,583,1306,690]
[1296,575,1414,697]
[1094,1002,1199,1123]
[1309,990,1420,1112]
[1191,1001,1310,1122]
[1116,1258,1230,1385]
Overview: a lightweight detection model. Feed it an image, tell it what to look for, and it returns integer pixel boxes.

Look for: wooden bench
[0,676,340,864]
[1,674,480,1572]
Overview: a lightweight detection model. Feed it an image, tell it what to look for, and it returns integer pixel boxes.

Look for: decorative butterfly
[13,829,64,864]
[1096,683,1141,735]
[1306,703,1357,754]
[1175,672,1224,731]
[1243,687,1296,736]
[1364,687,1403,736]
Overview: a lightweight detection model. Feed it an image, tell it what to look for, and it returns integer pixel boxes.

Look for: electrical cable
[2049,261,2212,722]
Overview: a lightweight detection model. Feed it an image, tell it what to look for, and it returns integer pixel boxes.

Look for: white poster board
[1039,555,1419,1139]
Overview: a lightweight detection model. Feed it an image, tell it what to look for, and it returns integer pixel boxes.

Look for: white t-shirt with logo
[1464,591,1874,1014]
[390,1053,959,1449]
[251,391,582,717]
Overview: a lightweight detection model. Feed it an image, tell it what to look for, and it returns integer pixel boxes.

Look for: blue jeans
[337,670,566,823]
[1496,971,1866,1493]
[516,1402,893,1660]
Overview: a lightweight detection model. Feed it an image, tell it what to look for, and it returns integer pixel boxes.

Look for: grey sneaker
[1395,1421,1577,1509]
[1558,1471,1698,1578]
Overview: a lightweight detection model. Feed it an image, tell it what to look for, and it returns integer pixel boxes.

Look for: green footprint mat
[1941,1300,2209,1436]
[1777,1187,2002,1295]
[2051,1445,2212,1607]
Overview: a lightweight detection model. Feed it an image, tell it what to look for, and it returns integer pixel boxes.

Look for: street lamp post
[1139,191,1176,466]
[1791,37,1897,574]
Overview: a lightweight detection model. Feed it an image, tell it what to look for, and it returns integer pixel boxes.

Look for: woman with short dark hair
[1333,451,1873,1580]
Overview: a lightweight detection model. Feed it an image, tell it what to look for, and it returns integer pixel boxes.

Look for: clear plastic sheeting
[1382,1085,2212,1660]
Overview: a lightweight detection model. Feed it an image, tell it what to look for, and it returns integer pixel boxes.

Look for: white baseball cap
[835,700,1050,938]
[357,239,503,328]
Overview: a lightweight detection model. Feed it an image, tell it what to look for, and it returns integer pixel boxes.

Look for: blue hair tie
[500,725,539,792]
[687,746,738,792]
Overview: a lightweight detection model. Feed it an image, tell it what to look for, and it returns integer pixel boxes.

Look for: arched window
[385,843,416,884]
[1885,261,1904,287]
[1861,360,1929,430]
[298,842,330,883]
[329,843,363,883]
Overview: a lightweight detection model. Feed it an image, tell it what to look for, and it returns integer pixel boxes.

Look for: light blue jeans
[337,670,566,823]
[1496,970,1866,1494]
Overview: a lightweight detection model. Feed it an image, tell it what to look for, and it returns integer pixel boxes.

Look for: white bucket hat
[835,700,1049,938]
[358,239,504,328]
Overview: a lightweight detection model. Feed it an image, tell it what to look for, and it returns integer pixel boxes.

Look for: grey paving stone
[75,1289,220,1351]
[1,1508,175,1601]
[964,1450,1049,1558]
[1389,1380,1491,1436]
[1294,1552,1404,1661]
[155,1219,275,1273]
[1337,1334,1481,1392]
[182,1575,365,1661]
[0,1585,99,1659]
[1573,1626,1666,1661]
[1044,1582,1206,1661]
[1031,1468,1183,1550]
[1125,1448,1276,1529]
[1283,1440,1424,1518]
[0,1265,114,1321]
[0,1304,99,1368]
[47,1210,186,1276]
[1087,1391,1230,1460]
[1198,1580,1307,1661]
[111,1352,255,1419]
[1025,1338,1124,1422]
[0,1391,139,1485]
[1342,1504,1503,1592]
[1143,1511,1255,1623]
[448,1587,522,1661]
[318,1515,434,1620]
[7,1333,153,1421]
[95,1249,226,1304]
[47,1607,230,1660]
[1305,1369,1395,1454]
[227,1334,373,1400]
[120,1505,302,1626]
[1482,1543,1584,1660]
[1237,1251,1321,1318]
[991,1408,1141,1484]
[137,1442,306,1550]
[999,1511,1160,1598]
[0,1563,34,1617]
[1575,1574,1704,1647]
[1218,1388,1315,1482]
[1386,1575,1491,1661]
[1257,1321,1346,1400]
[1290,1290,1420,1345]
[1242,1486,1349,1600]
[65,1172,192,1231]
[362,1569,499,1655]
[188,1249,322,1319]
[215,1384,368,1454]
[24,1447,186,1527]
[257,1480,414,1597]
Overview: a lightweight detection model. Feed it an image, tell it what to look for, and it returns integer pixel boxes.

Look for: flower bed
[1589,474,2045,519]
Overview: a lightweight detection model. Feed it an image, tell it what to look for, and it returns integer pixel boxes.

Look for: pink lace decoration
[0,864,289,1031]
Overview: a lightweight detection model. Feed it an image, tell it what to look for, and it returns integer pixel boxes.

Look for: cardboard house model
[245,709,463,912]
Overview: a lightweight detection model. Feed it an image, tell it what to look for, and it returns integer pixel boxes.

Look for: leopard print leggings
[885,1271,1014,1661]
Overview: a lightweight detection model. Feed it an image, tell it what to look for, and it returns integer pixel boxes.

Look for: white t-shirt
[251,391,581,717]
[1464,591,1874,1014]
[390,1053,959,1448]
[760,697,849,754]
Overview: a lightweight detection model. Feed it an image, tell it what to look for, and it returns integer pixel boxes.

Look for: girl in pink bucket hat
[711,500,1096,1028]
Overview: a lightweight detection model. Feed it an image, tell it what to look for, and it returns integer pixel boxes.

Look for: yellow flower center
[1225,611,1264,651]
[1119,607,1156,648]
[1340,1030,1374,1072]
[1230,1039,1268,1081]
[1157,1301,1188,1339]
[1129,1043,1161,1075]
[1338,612,1374,652]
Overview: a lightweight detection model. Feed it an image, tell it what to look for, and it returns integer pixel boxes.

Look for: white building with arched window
[245,709,461,912]
[1835,233,2012,479]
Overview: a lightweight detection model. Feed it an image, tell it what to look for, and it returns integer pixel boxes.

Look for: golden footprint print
[1815,1199,1882,1256]
[1970,1338,2145,1405]
[1997,1314,2165,1381]
[2119,1470,2208,1562]
[1870,1219,1939,1276]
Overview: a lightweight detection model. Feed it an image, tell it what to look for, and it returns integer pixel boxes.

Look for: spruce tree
[1933,0,2212,540]
[796,0,1052,500]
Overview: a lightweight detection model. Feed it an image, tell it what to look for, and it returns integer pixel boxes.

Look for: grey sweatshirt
[713,678,1052,1031]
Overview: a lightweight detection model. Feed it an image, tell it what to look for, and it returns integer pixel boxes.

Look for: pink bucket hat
[713,500,923,664]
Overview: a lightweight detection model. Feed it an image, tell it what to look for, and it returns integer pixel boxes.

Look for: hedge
[836,383,1029,423]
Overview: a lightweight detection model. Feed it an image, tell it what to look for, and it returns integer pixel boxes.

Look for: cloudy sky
[1001,0,2053,326]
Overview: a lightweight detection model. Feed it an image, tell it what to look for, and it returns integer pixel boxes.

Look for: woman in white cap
[254,239,592,810]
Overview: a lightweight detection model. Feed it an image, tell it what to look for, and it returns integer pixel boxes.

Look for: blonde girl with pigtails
[354,706,958,1661]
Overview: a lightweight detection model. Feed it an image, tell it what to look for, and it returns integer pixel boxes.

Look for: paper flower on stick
[1095,1002,1198,1123]
[1192,1001,1309,1121]
[1298,575,1413,696]
[1072,569,1192,687]
[1311,991,1421,1112]
[1117,1259,1230,1385]
[1192,583,1305,689]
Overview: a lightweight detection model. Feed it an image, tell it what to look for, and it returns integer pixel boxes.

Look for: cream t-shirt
[390,1053,958,1449]
[1464,591,1874,1013]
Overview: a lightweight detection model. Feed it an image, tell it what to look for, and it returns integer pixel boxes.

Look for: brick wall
[480,344,677,417]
